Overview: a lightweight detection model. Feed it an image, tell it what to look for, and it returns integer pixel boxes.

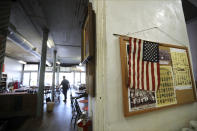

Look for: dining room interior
[0,0,95,130]
[1,0,197,131]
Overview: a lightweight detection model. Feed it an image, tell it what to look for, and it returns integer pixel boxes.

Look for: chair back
[74,99,82,116]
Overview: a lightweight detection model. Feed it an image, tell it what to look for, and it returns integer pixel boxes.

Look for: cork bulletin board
[119,36,197,117]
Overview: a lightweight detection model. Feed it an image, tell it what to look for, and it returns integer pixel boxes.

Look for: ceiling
[7,0,196,65]
[6,0,88,65]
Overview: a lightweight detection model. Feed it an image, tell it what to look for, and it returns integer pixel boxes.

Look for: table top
[75,90,86,94]
[77,98,88,112]
[79,99,88,103]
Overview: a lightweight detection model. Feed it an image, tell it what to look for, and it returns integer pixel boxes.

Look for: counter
[0,93,37,118]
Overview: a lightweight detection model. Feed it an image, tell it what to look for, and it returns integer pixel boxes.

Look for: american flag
[127,37,160,91]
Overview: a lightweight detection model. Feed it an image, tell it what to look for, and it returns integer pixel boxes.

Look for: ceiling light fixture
[56,61,60,65]
[47,38,55,48]
[47,41,51,48]
[18,60,27,65]
[46,61,51,66]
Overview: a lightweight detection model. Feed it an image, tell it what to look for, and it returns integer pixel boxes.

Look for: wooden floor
[13,93,76,131]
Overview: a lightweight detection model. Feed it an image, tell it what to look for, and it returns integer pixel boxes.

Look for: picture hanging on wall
[81,3,96,97]
[81,3,96,63]
[83,15,90,61]
[128,88,156,112]
[156,65,177,107]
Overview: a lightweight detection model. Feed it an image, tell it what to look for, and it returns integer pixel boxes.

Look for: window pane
[23,72,30,86]
[59,72,74,85]
[24,64,38,71]
[60,67,71,72]
[75,72,80,84]
[46,67,53,71]
[45,72,52,86]
[76,66,86,72]
[30,72,38,86]
[81,73,86,84]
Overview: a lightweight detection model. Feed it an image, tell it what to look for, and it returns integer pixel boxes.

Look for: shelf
[1,75,7,78]
[0,74,7,89]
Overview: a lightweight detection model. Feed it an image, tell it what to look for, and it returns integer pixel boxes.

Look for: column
[52,50,56,102]
[37,29,49,117]
[20,64,24,84]
[56,64,60,86]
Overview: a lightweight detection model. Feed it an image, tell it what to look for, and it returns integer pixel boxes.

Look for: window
[23,72,30,86]
[23,69,86,87]
[75,72,81,85]
[24,64,38,71]
[30,72,38,86]
[81,73,86,84]
[23,72,38,86]
[46,67,53,71]
[60,67,71,72]
[59,72,74,85]
[45,72,52,86]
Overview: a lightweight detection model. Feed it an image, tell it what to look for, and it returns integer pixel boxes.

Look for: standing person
[60,76,70,102]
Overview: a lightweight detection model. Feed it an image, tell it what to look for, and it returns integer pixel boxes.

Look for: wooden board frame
[119,36,197,117]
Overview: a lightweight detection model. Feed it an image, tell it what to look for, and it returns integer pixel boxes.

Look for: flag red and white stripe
[127,37,160,91]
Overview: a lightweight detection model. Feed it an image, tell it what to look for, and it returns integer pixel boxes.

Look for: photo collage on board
[126,42,192,112]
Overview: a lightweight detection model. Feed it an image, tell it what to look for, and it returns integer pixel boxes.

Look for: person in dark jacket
[60,76,70,102]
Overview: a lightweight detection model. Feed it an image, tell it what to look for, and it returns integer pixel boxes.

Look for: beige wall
[91,0,197,131]
[4,56,23,84]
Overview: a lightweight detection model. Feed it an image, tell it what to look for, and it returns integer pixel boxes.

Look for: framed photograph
[81,3,96,97]
[81,3,95,63]
[83,15,90,61]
